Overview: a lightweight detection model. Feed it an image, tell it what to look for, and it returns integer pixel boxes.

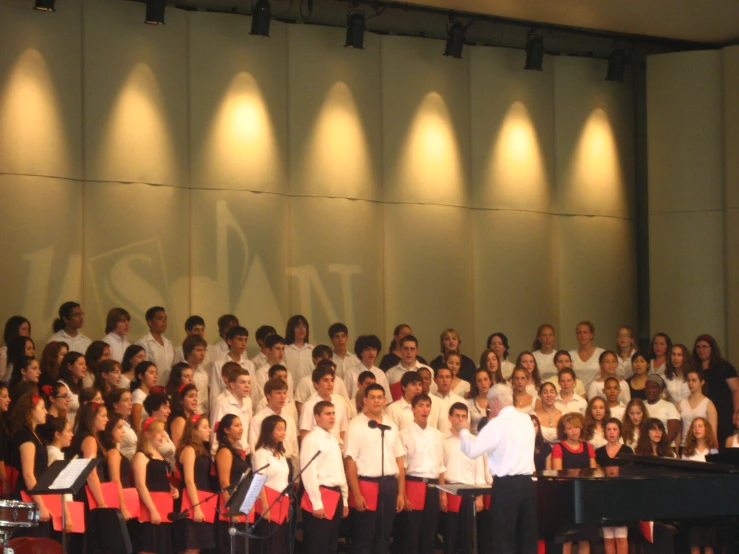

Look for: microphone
[167,511,189,522]
[229,526,250,538]
[368,419,391,432]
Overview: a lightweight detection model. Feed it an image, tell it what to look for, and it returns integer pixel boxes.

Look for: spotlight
[144,0,165,24]
[606,50,627,83]
[345,12,365,49]
[250,0,271,37]
[33,0,55,11]
[443,20,465,59]
[524,34,544,71]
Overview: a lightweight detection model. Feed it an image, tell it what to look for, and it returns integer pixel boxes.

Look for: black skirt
[135,521,173,554]
[173,518,216,551]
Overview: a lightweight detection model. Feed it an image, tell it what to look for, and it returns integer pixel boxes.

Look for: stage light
[33,0,55,11]
[524,34,544,71]
[144,0,165,24]
[345,12,365,49]
[606,50,627,83]
[443,20,465,59]
[250,0,271,37]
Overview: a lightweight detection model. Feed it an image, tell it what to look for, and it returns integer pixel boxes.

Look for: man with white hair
[457,383,537,554]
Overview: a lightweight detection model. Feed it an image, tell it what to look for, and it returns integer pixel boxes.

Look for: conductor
[457,383,537,554]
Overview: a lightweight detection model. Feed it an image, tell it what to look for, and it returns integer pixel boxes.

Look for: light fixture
[250,0,271,37]
[443,20,465,59]
[606,50,627,83]
[524,34,544,71]
[144,0,165,24]
[345,12,365,49]
[33,0,55,11]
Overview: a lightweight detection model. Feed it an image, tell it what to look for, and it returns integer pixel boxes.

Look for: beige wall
[0,0,636,361]
[647,50,726,352]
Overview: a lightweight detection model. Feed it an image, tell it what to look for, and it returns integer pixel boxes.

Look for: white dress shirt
[285,343,315,384]
[299,393,349,445]
[555,393,588,415]
[250,351,267,369]
[211,340,229,363]
[433,391,467,436]
[210,390,252,456]
[400,422,445,478]
[569,347,606,388]
[443,434,487,485]
[332,352,361,380]
[47,330,92,355]
[616,349,637,380]
[301,427,349,509]
[103,332,130,363]
[387,362,435,389]
[255,397,299,427]
[136,332,174,386]
[253,447,290,491]
[294,375,355,417]
[344,414,404,477]
[385,398,415,431]
[209,354,256,415]
[460,405,535,477]
[344,363,392,401]
[249,406,300,475]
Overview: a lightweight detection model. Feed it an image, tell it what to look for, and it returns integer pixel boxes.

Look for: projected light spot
[397,92,464,204]
[488,101,548,206]
[569,108,625,209]
[0,49,69,176]
[200,72,282,190]
[300,81,374,198]
[98,62,177,185]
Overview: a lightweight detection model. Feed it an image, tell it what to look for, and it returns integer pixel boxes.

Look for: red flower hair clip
[42,385,54,397]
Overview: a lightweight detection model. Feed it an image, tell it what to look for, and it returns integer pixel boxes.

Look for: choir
[0,305,736,554]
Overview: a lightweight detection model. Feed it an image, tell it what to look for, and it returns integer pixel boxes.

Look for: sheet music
[239,474,267,515]
[49,459,93,490]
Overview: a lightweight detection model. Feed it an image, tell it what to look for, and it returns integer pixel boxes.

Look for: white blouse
[569,347,605,389]
[253,447,290,492]
[664,375,690,405]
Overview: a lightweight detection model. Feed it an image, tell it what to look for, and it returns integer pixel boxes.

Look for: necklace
[541,406,555,426]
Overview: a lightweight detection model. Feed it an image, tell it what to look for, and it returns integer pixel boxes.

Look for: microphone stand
[231,449,321,554]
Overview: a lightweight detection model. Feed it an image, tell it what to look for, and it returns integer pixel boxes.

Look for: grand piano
[536,453,739,543]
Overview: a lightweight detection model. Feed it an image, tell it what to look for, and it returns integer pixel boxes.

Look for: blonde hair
[136,419,164,455]
[440,329,461,354]
[557,412,585,442]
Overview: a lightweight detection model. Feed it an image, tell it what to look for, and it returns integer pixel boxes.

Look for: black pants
[403,486,439,554]
[352,478,398,554]
[445,497,474,554]
[490,475,537,554]
[303,496,344,554]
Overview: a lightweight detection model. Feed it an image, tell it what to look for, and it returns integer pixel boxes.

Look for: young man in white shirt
[209,326,256,412]
[102,307,131,363]
[300,400,349,554]
[47,301,92,354]
[295,351,353,417]
[387,335,435,400]
[443,402,488,554]
[344,383,406,554]
[458,384,537,554]
[434,366,466,436]
[253,335,295,405]
[136,306,174,386]
[398,394,446,554]
[173,315,209,366]
[250,325,276,369]
[210,364,252,456]
[385,371,424,431]
[344,334,391,401]
[250,377,299,474]
[298,365,349,446]
[254,365,298,425]
[211,314,239,363]
[329,322,360,380]
[183,334,210,417]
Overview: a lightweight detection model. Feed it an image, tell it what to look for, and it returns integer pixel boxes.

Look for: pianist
[458,383,537,554]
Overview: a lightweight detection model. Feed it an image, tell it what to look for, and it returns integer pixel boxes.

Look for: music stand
[437,484,494,554]
[31,458,100,554]
[224,472,268,554]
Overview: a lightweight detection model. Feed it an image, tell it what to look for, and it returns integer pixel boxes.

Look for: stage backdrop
[0,0,637,360]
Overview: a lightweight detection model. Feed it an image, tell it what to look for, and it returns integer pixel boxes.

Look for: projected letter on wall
[199,72,282,191]
[0,49,69,177]
[299,81,374,198]
[397,91,464,205]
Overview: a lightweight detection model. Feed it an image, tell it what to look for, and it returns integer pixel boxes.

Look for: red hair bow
[42,385,54,396]
[190,413,202,424]
[142,416,156,433]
